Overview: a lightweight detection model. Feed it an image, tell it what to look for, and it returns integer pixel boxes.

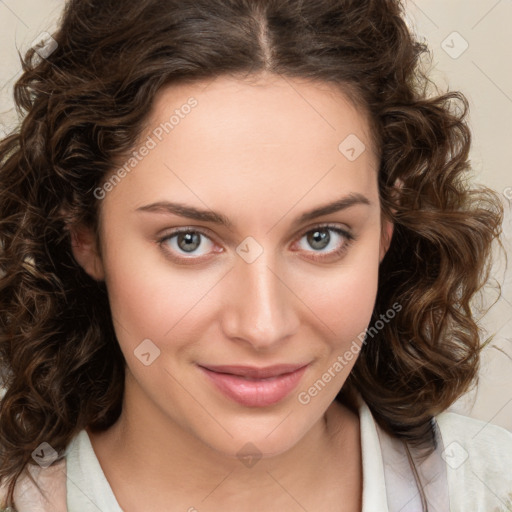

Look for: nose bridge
[222,246,298,348]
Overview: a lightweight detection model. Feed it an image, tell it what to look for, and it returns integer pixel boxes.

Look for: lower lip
[199,365,308,407]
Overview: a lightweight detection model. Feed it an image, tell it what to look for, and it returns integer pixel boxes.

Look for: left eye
[295,226,352,254]
[292,225,355,261]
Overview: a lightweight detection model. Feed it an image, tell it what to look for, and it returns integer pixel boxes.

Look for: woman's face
[73,73,393,459]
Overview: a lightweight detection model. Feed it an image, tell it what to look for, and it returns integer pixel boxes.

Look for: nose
[220,249,300,351]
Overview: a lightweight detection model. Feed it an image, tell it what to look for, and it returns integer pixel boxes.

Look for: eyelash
[157,223,356,264]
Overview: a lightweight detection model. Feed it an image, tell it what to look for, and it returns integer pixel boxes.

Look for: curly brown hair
[0,0,505,508]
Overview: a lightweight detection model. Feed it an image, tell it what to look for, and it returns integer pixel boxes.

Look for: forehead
[102,74,380,230]
[149,73,376,162]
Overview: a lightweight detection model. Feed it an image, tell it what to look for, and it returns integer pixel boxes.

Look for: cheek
[100,233,188,345]
[101,240,233,377]
[104,261,206,343]
[295,243,381,347]
[315,270,378,353]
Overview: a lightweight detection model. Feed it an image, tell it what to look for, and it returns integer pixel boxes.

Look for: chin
[197,420,308,462]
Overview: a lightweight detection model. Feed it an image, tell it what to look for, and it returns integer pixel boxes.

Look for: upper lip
[199,363,309,379]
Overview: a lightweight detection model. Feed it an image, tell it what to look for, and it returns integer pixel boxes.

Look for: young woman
[1,0,511,511]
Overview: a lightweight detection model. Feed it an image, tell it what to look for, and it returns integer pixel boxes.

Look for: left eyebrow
[135,192,371,230]
[292,193,371,227]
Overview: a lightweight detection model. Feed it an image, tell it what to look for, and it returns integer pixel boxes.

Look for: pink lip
[199,363,309,407]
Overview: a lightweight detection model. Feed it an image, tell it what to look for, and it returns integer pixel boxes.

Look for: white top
[3,394,512,511]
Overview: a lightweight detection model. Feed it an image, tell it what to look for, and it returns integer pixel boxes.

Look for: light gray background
[0,0,511,430]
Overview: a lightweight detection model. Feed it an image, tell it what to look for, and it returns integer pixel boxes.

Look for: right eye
[158,227,222,263]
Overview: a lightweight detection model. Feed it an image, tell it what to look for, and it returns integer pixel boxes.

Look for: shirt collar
[353,390,390,511]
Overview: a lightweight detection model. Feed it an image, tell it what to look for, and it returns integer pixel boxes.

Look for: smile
[198,363,310,407]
